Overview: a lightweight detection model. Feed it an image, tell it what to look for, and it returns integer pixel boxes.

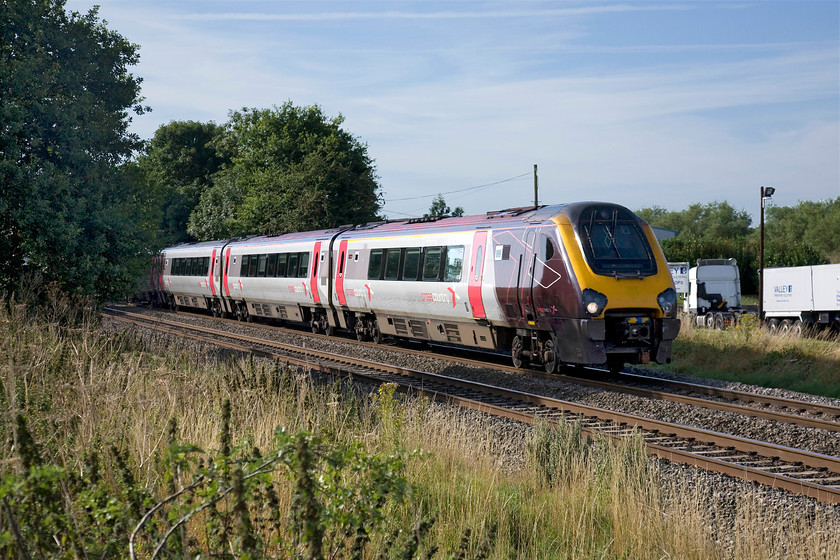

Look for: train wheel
[542,338,557,374]
[311,321,319,334]
[511,336,525,369]
[371,323,382,344]
[324,324,334,337]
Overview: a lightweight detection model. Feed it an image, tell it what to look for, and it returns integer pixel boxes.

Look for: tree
[765,198,840,263]
[428,194,464,218]
[636,201,751,239]
[187,103,381,240]
[0,0,148,296]
[134,120,227,245]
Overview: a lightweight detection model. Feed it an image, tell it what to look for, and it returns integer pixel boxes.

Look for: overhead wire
[383,171,531,203]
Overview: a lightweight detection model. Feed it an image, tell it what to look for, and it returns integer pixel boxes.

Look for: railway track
[131,306,840,435]
[105,307,840,503]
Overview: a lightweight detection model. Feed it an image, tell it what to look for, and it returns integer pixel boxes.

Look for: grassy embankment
[1,295,839,558]
[660,313,840,398]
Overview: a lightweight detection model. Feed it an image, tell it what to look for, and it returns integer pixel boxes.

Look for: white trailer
[763,263,840,334]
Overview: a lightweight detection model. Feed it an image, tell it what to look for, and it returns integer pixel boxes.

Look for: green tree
[428,194,464,218]
[765,198,840,263]
[637,201,752,239]
[0,0,148,296]
[188,103,381,240]
[134,120,227,245]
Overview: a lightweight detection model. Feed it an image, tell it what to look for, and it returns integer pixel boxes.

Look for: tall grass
[2,293,839,558]
[664,313,840,398]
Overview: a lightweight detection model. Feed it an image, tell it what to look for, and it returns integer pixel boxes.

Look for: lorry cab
[684,258,742,316]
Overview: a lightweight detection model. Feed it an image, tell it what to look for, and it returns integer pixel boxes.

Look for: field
[660,313,840,398]
[1,295,839,558]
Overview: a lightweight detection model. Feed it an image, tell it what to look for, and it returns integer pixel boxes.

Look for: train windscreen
[577,206,657,277]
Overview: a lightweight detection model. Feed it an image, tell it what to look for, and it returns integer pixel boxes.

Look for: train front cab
[552,204,680,371]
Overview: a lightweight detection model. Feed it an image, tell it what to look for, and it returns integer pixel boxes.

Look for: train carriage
[160,241,223,312]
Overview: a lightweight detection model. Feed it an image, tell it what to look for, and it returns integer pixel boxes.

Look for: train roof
[161,202,631,252]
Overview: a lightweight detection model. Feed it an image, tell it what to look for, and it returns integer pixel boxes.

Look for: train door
[334,239,348,306]
[468,231,488,318]
[310,242,322,305]
[220,247,234,314]
[519,228,538,325]
[208,249,218,298]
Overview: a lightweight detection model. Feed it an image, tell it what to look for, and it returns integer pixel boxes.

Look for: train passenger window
[423,247,442,281]
[298,252,309,278]
[257,255,267,277]
[266,253,277,277]
[402,248,420,281]
[276,253,287,277]
[240,255,250,276]
[384,249,401,280]
[248,255,258,277]
[368,249,384,279]
[287,253,299,278]
[444,246,465,282]
[204,257,210,275]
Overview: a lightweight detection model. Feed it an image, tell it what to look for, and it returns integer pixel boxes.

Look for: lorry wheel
[766,318,779,333]
[791,320,803,337]
[779,319,792,334]
[714,313,726,330]
[704,313,715,329]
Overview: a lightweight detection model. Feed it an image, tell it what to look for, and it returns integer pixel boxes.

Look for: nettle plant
[0,399,441,560]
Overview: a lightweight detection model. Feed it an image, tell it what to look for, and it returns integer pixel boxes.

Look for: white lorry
[683,258,754,329]
[683,259,840,334]
[763,263,840,334]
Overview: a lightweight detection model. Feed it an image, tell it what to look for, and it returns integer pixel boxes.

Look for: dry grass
[663,313,840,398]
[2,297,840,558]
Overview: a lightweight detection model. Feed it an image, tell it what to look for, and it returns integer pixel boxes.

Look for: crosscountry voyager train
[142,203,680,373]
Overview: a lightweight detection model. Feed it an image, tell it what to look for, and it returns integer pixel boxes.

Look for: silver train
[142,203,680,372]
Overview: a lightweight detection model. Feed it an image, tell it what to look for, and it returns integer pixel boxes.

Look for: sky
[65,0,840,222]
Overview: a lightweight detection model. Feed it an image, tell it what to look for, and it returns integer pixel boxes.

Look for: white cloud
[67,0,839,220]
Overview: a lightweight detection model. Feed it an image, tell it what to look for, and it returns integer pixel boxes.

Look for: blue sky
[65,0,839,222]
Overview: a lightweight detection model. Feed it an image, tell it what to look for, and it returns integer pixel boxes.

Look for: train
[140,202,680,373]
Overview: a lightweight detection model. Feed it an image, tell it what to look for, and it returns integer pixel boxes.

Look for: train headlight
[582,289,608,317]
[657,288,677,318]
